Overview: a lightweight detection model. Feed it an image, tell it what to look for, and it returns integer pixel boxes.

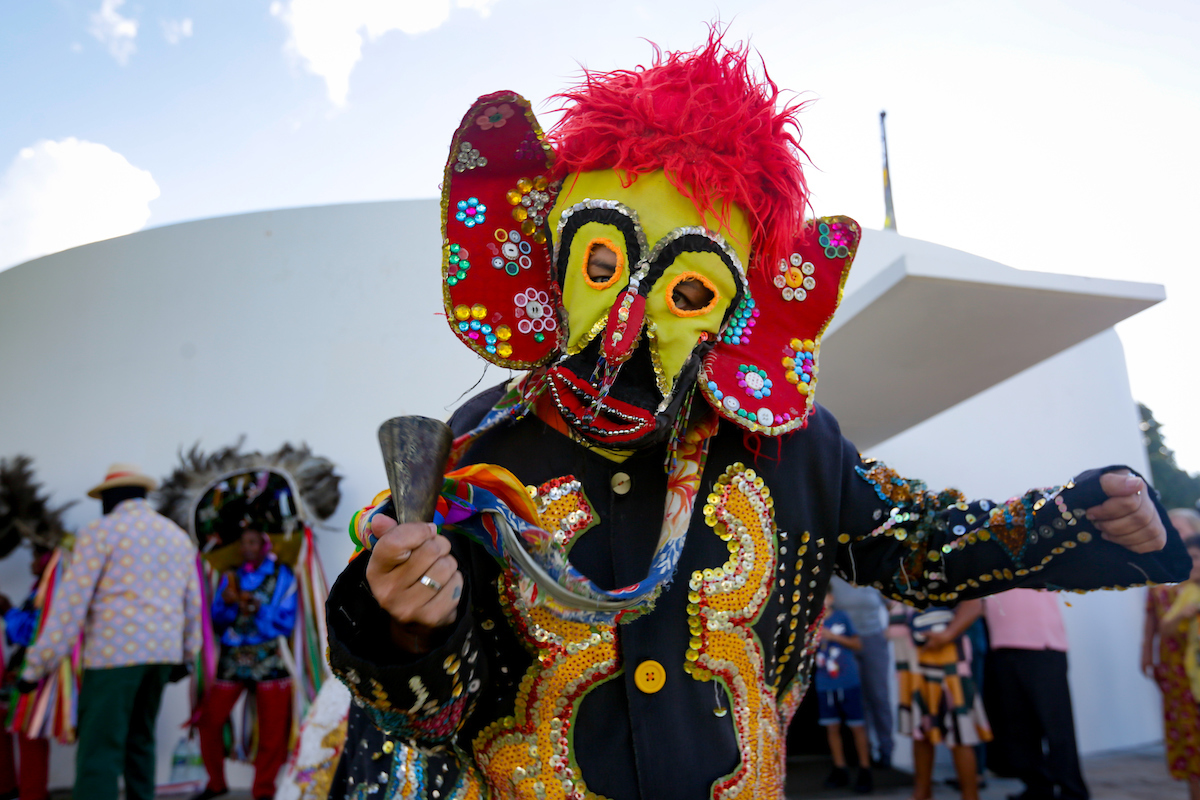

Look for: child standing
[817,593,874,794]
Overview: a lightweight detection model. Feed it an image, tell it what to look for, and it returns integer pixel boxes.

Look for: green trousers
[74,664,172,800]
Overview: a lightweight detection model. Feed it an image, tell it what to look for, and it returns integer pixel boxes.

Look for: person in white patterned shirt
[20,463,203,800]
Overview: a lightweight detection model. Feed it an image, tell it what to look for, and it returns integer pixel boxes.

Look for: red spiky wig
[547,29,810,272]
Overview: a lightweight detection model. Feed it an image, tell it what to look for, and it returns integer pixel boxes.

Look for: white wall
[0,200,485,789]
[0,200,1162,787]
[870,328,1161,761]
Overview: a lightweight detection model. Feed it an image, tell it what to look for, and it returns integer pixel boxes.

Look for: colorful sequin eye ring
[784,339,817,395]
[665,270,720,317]
[582,237,626,290]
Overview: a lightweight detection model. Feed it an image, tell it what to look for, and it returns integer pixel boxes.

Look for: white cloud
[270,0,500,106]
[90,0,138,65]
[0,139,160,270]
[162,18,194,45]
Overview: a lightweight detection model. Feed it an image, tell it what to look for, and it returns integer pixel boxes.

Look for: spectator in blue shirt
[817,592,873,794]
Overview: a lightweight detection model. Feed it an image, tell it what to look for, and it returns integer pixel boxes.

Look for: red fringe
[547,26,811,273]
[742,430,783,466]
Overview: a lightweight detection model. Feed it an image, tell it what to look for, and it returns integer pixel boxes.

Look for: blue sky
[2,0,1198,469]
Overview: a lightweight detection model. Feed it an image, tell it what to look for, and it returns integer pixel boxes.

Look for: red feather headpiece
[547,29,811,272]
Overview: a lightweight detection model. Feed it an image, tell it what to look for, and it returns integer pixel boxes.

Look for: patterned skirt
[218,640,290,683]
[896,635,991,747]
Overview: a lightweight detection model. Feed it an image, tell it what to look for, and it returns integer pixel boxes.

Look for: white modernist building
[0,199,1166,788]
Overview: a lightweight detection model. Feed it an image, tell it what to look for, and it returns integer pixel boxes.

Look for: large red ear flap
[440,91,562,368]
[698,216,860,435]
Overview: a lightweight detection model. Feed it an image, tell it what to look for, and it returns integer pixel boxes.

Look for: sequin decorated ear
[441,92,562,368]
[698,216,860,434]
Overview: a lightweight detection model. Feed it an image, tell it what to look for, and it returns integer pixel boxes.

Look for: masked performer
[194,495,298,800]
[324,33,1186,800]
[156,442,339,800]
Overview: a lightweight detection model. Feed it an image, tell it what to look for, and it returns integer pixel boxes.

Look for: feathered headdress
[157,440,341,562]
[160,442,339,734]
[0,456,73,558]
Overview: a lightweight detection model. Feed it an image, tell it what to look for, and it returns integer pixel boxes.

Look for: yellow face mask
[549,170,751,398]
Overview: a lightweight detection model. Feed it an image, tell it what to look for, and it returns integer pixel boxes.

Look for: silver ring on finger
[419,574,443,593]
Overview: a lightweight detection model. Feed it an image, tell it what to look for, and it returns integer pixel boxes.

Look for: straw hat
[87,463,158,499]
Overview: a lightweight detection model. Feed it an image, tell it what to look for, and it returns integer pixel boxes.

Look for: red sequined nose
[602,290,645,365]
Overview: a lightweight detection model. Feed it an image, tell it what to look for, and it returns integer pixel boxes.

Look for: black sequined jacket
[326,385,1187,800]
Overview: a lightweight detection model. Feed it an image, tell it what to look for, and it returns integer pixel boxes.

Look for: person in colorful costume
[194,496,299,800]
[154,442,340,800]
[324,34,1187,800]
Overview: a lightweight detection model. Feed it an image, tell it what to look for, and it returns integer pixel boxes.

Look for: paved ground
[787,743,1183,800]
[57,742,1183,798]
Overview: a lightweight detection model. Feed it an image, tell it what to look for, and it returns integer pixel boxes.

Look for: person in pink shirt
[982,588,1088,800]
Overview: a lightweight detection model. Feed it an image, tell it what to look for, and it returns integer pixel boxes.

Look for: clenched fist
[1086,471,1167,554]
[366,515,464,654]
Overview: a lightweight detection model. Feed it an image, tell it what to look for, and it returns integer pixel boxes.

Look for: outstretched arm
[836,440,1188,607]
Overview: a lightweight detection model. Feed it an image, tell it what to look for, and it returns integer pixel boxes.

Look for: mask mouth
[546,366,658,444]
[545,333,705,447]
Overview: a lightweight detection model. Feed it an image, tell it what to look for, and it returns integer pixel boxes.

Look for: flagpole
[880,111,897,232]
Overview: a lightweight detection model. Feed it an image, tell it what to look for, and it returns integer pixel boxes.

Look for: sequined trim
[686,462,782,800]
[854,463,1110,605]
[527,475,596,552]
[473,575,618,800]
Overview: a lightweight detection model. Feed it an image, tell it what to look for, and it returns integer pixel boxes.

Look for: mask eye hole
[666,271,719,317]
[582,238,625,290]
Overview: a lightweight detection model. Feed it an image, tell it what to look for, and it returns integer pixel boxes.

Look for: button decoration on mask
[737,365,772,399]
[513,289,556,343]
[774,252,817,302]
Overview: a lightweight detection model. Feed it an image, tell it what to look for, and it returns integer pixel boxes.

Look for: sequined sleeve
[326,540,488,745]
[835,448,1189,607]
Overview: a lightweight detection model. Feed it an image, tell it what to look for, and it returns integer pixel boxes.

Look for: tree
[1139,403,1200,510]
